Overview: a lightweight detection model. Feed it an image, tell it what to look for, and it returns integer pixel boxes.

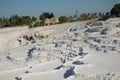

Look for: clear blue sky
[0,0,120,18]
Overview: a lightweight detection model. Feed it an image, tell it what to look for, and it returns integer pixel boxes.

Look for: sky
[0,0,120,18]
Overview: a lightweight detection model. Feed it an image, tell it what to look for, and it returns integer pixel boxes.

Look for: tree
[43,12,49,19]
[80,13,88,20]
[90,13,94,19]
[59,16,69,23]
[39,12,50,26]
[32,16,37,22]
[49,12,54,19]
[98,12,102,18]
[39,14,46,21]
[87,13,91,19]
[1,18,11,27]
[39,12,54,20]
[94,12,97,18]
[39,12,50,20]
[110,3,120,17]
[105,12,110,17]
[69,16,74,22]
[24,16,32,25]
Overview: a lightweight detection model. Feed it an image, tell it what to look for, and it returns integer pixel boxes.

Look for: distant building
[45,17,59,25]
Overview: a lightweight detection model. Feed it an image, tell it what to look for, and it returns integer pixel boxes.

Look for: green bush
[59,16,69,23]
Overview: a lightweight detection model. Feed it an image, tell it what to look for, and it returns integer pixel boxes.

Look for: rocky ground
[0,18,120,80]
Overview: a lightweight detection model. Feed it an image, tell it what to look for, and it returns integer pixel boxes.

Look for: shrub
[59,16,69,23]
[40,21,45,26]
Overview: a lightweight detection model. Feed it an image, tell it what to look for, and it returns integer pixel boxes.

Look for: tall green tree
[110,3,120,17]
[39,12,55,20]
[49,12,54,19]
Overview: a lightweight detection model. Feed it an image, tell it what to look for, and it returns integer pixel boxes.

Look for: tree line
[0,3,120,28]
[0,15,37,28]
[0,12,106,28]
[0,12,55,28]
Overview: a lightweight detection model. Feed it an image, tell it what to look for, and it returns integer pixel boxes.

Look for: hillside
[0,18,120,80]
